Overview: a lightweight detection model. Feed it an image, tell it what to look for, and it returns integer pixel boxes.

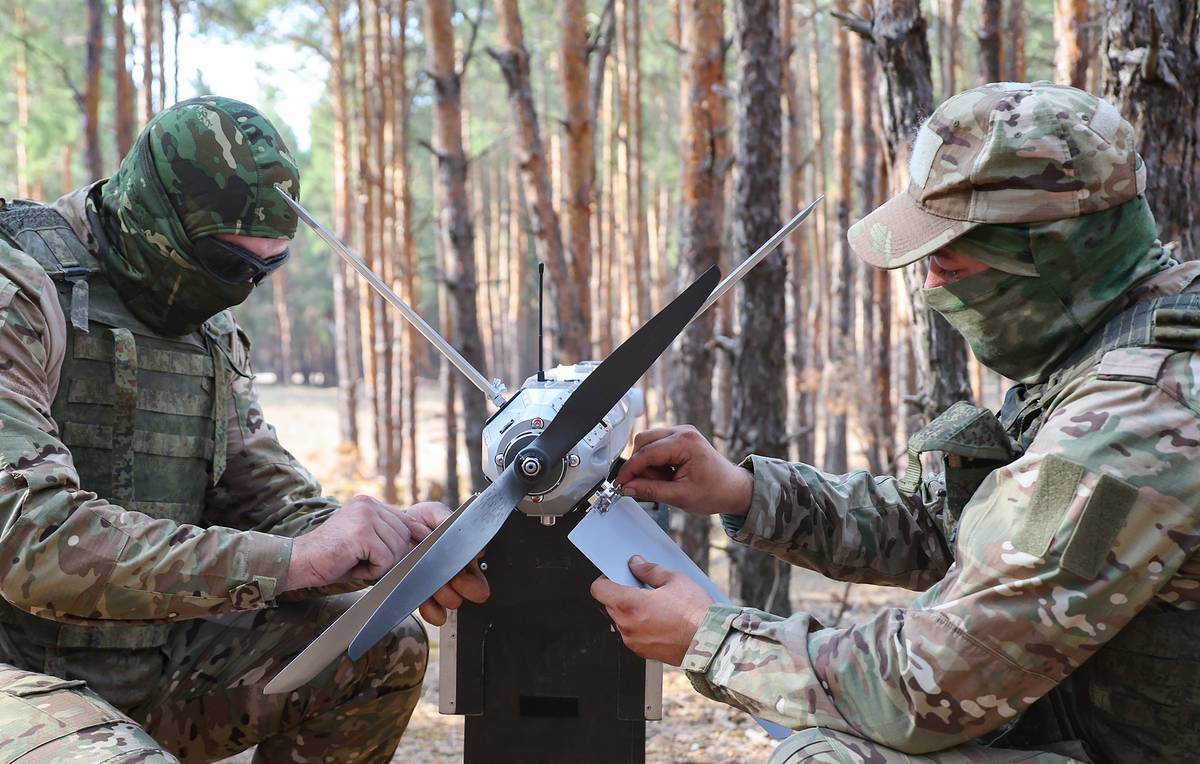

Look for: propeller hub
[519,455,543,478]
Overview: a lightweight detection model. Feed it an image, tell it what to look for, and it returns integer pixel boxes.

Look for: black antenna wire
[537,262,546,382]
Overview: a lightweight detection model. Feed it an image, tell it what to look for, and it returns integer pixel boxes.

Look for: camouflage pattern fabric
[765,728,1086,764]
[847,82,1145,270]
[921,196,1173,384]
[0,593,427,763]
[98,96,300,336]
[683,264,1200,756]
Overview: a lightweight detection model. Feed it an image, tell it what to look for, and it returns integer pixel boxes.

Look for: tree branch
[7,31,84,106]
[457,0,487,76]
[830,9,874,41]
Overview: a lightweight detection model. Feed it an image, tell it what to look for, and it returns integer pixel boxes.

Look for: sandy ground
[216,383,916,763]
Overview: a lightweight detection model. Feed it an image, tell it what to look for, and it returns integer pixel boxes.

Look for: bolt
[494,453,505,468]
[540,516,556,526]
[520,456,542,477]
[567,453,580,467]
[479,561,489,572]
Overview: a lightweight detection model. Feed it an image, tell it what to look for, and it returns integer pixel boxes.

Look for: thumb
[628,555,674,588]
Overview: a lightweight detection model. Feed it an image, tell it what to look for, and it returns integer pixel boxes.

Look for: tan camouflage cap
[848,81,1146,269]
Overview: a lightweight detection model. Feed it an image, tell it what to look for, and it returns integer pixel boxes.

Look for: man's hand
[284,496,490,625]
[614,426,754,517]
[590,556,714,666]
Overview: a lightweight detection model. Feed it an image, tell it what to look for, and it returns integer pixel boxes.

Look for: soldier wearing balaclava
[0,96,461,763]
[595,82,1200,764]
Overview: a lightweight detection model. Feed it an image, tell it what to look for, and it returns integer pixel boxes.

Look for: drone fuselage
[481,363,644,517]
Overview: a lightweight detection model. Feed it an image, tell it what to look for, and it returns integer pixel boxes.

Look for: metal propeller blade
[262,480,515,694]
[347,264,722,660]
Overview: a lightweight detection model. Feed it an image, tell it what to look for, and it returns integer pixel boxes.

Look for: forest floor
[217,383,916,764]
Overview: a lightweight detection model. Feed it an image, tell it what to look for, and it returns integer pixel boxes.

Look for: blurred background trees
[1,0,1196,608]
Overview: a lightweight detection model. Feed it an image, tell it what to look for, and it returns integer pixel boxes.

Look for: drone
[265,187,818,762]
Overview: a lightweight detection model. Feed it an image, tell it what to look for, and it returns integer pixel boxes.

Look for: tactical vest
[904,291,1200,763]
[0,199,243,674]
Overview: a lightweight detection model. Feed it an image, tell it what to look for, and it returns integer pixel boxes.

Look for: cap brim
[848,191,978,269]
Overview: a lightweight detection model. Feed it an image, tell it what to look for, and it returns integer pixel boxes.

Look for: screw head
[520,455,542,477]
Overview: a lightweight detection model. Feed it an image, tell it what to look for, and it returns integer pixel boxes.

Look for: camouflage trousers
[768,729,1091,764]
[0,592,428,763]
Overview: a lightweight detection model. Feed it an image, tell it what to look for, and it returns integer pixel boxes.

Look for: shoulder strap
[0,199,97,331]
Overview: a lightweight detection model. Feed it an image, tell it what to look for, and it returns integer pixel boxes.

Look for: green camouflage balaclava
[98,95,300,335]
[922,196,1173,383]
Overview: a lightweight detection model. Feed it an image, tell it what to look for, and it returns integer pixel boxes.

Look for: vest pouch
[900,402,1019,523]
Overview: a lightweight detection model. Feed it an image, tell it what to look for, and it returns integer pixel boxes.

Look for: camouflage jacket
[683,262,1200,754]
[0,184,339,625]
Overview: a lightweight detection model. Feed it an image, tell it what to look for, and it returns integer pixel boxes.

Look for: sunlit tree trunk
[137,0,155,122]
[371,0,396,500]
[114,0,135,158]
[729,0,791,616]
[558,0,596,363]
[1104,0,1200,258]
[426,0,488,491]
[356,0,382,489]
[273,268,294,384]
[15,3,30,198]
[674,0,727,573]
[1055,0,1090,88]
[489,0,579,365]
[85,0,105,179]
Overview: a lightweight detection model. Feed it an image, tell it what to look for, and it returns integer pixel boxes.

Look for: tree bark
[84,0,105,179]
[15,3,30,199]
[488,0,580,364]
[558,0,596,363]
[114,0,136,158]
[674,0,727,573]
[327,0,360,450]
[977,0,1003,84]
[864,0,974,431]
[137,0,155,122]
[426,0,488,491]
[1055,0,1090,88]
[1104,0,1200,258]
[1006,0,1026,81]
[729,0,791,616]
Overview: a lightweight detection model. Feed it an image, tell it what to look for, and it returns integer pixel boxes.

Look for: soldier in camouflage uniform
[0,96,488,763]
[595,82,1200,763]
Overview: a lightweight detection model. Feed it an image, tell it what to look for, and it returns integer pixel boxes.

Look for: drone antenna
[537,262,546,382]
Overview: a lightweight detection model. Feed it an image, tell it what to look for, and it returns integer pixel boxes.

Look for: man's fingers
[628,555,674,588]
[620,477,689,507]
[631,427,680,452]
[590,576,635,609]
[419,600,447,626]
[432,584,464,612]
[448,562,491,604]
[616,436,688,486]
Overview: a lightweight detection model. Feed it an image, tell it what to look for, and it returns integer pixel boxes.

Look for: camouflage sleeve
[721,455,952,589]
[0,256,291,624]
[685,350,1200,754]
[203,321,340,539]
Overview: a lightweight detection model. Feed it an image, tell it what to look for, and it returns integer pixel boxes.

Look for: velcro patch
[1013,454,1083,558]
[1062,472,1137,580]
[1097,347,1173,384]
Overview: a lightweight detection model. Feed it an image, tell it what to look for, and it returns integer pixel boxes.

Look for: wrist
[726,464,754,517]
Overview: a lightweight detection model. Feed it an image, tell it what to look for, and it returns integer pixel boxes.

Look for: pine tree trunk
[357,0,382,486]
[558,0,596,363]
[729,0,791,616]
[674,0,727,573]
[1104,0,1200,258]
[1006,0,1026,81]
[866,0,974,430]
[114,0,135,158]
[84,0,105,180]
[977,0,1003,84]
[328,0,360,451]
[489,0,580,364]
[371,0,396,500]
[825,0,855,475]
[273,268,294,384]
[137,0,155,122]
[426,0,488,491]
[1055,0,1090,88]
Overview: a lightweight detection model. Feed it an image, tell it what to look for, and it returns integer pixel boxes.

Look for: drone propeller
[347,264,720,660]
[264,264,719,692]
